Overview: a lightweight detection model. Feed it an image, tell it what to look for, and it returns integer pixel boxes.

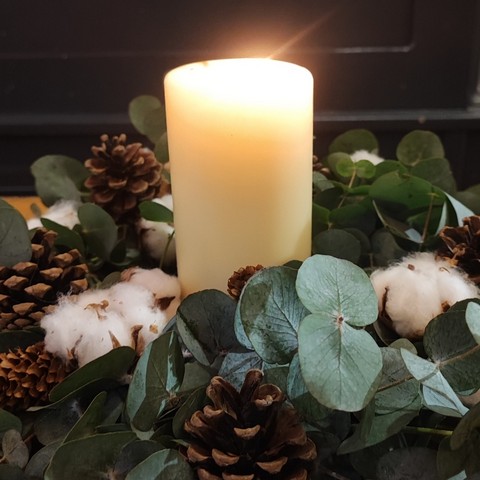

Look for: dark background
[1,0,480,194]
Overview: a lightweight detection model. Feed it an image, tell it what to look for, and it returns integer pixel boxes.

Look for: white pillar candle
[164,58,313,297]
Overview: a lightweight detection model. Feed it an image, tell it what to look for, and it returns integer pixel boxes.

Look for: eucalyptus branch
[421,192,436,244]
[159,230,175,270]
[401,426,453,437]
[337,169,357,209]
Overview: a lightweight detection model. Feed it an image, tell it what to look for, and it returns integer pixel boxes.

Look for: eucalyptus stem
[402,426,453,437]
[421,192,436,244]
[159,230,175,270]
[337,169,357,209]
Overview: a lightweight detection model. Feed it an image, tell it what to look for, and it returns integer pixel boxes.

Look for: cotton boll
[121,267,181,320]
[137,195,176,265]
[350,149,384,166]
[370,252,480,340]
[27,199,80,230]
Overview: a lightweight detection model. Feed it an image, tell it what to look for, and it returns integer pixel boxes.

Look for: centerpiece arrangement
[1,93,480,479]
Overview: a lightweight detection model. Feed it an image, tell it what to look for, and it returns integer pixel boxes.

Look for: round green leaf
[355,159,376,179]
[24,441,61,480]
[77,203,118,260]
[44,431,136,480]
[154,132,169,164]
[30,155,89,206]
[411,157,456,193]
[175,290,239,366]
[287,354,331,426]
[128,95,165,141]
[373,160,408,180]
[139,201,174,223]
[329,129,379,155]
[329,203,377,235]
[49,346,136,402]
[396,130,445,166]
[126,331,184,432]
[370,171,442,216]
[113,440,166,478]
[238,267,308,364]
[298,314,382,411]
[0,199,32,267]
[376,447,439,480]
[0,465,27,480]
[313,229,361,264]
[326,152,354,180]
[41,217,85,256]
[424,308,480,393]
[218,351,263,390]
[2,429,28,468]
[296,255,378,327]
[125,449,194,480]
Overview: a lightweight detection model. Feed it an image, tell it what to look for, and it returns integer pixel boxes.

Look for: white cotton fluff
[136,195,175,266]
[370,252,479,339]
[350,149,385,166]
[42,270,181,367]
[27,199,80,230]
[120,266,181,321]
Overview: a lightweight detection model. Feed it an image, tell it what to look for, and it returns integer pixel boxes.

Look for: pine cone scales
[437,215,480,283]
[185,370,316,480]
[84,134,163,224]
[0,341,75,411]
[227,265,264,301]
[0,228,89,331]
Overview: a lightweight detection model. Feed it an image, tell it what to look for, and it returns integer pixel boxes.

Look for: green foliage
[30,155,89,206]
[0,199,31,267]
[314,129,479,268]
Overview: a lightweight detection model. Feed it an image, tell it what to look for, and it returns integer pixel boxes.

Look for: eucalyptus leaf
[328,129,379,155]
[400,349,468,417]
[374,160,408,179]
[49,347,136,402]
[287,354,331,426]
[113,440,166,479]
[24,441,61,480]
[63,392,107,443]
[0,409,21,435]
[126,332,184,432]
[329,203,377,235]
[437,437,468,480]
[466,301,480,344]
[396,130,445,167]
[172,387,207,439]
[125,449,194,480]
[296,255,378,327]
[424,307,480,393]
[44,431,136,480]
[411,157,456,194]
[31,155,89,206]
[0,199,32,267]
[298,315,382,411]
[175,290,239,366]
[128,95,164,140]
[444,192,475,226]
[1,429,28,468]
[154,132,169,164]
[326,152,354,179]
[77,203,118,260]
[312,229,361,264]
[450,400,480,450]
[218,351,263,390]
[355,159,376,179]
[238,267,308,364]
[376,447,440,479]
[139,200,174,223]
[41,217,85,255]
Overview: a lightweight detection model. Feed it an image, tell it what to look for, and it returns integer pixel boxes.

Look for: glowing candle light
[164,58,313,297]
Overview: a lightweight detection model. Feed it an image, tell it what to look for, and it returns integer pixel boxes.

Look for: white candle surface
[164,58,313,297]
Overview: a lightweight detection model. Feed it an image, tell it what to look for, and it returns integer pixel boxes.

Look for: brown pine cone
[0,341,76,411]
[437,215,480,284]
[0,228,89,331]
[184,369,316,480]
[84,133,164,225]
[227,265,264,301]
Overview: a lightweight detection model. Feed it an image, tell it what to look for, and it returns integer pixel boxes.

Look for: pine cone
[0,228,89,331]
[0,341,76,411]
[437,215,480,284]
[227,265,264,301]
[184,370,316,480]
[84,133,164,224]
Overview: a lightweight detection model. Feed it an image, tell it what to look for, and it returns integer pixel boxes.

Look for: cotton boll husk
[370,251,480,339]
[27,199,80,230]
[137,195,176,265]
[121,267,181,320]
[350,149,384,166]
